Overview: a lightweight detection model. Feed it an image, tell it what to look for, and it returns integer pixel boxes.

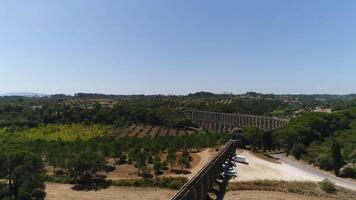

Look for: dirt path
[46,183,177,200]
[224,191,335,200]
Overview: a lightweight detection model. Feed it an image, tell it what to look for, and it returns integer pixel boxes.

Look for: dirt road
[231,150,356,191]
[272,153,356,191]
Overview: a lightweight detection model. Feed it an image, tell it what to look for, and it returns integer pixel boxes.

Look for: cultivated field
[64,98,118,108]
[112,124,197,138]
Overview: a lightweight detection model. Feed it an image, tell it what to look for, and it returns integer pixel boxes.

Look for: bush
[54,169,65,176]
[291,143,307,160]
[318,157,334,171]
[319,179,336,193]
[339,164,356,178]
[140,167,153,179]
[103,165,116,172]
[46,175,74,184]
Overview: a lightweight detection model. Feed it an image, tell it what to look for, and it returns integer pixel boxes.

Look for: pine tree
[331,139,343,176]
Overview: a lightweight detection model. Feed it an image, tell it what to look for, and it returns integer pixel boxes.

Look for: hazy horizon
[1,91,356,97]
[1,0,356,95]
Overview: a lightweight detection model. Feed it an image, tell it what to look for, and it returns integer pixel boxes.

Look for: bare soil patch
[168,129,177,136]
[158,128,168,136]
[138,125,152,137]
[151,126,160,138]
[105,163,139,180]
[104,149,212,180]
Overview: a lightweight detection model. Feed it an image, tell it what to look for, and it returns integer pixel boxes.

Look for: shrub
[291,143,307,160]
[319,179,336,193]
[46,175,74,184]
[103,165,116,172]
[339,164,356,178]
[318,157,334,171]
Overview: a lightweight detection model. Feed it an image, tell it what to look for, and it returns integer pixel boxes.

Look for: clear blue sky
[1,0,355,95]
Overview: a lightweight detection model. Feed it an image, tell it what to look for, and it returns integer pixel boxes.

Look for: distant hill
[188,91,216,97]
[0,92,48,97]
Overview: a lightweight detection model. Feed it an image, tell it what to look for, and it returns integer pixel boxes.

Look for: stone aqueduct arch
[185,110,289,132]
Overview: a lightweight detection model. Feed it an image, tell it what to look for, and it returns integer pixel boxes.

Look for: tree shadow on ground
[71,178,111,191]
[171,169,191,175]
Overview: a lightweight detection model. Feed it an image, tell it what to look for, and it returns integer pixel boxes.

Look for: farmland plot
[128,125,143,137]
[151,126,160,138]
[138,125,152,137]
[168,129,177,136]
[158,128,169,136]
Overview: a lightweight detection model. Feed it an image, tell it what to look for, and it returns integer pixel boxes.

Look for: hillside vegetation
[273,108,356,178]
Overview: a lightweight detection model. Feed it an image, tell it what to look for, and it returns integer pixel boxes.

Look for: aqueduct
[185,110,289,132]
[170,111,289,200]
[171,140,237,200]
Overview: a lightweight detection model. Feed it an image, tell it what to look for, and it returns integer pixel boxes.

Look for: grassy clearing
[228,180,356,200]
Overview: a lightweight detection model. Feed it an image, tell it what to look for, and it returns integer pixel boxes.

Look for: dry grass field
[225,191,336,200]
[227,180,356,200]
[46,183,177,200]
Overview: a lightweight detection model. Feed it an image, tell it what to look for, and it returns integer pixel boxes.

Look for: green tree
[178,151,190,170]
[245,127,264,151]
[46,147,61,174]
[331,139,343,175]
[153,156,162,175]
[4,152,46,200]
[134,151,147,176]
[67,151,106,187]
[291,143,307,160]
[167,147,177,172]
[111,141,122,162]
[0,151,9,179]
